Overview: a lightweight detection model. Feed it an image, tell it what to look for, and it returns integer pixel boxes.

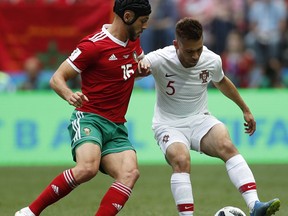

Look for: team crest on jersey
[162,134,170,144]
[133,51,139,63]
[199,70,209,83]
[83,127,91,136]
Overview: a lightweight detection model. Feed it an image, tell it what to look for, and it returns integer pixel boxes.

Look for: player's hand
[243,111,256,136]
[137,59,151,77]
[67,91,89,108]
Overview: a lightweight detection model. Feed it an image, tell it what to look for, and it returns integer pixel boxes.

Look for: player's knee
[76,165,99,182]
[129,167,140,182]
[120,167,140,187]
[172,154,190,172]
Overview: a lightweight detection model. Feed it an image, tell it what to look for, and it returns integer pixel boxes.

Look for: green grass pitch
[1,164,287,216]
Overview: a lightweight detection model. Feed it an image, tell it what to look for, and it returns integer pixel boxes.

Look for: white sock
[171,173,194,216]
[18,207,35,216]
[226,154,259,211]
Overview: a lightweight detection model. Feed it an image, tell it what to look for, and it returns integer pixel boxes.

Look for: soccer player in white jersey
[138,17,280,216]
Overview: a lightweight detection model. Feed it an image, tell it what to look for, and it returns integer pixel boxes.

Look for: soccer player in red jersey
[15,0,151,215]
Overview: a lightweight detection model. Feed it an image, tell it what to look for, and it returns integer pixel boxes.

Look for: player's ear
[123,10,135,23]
[173,40,179,49]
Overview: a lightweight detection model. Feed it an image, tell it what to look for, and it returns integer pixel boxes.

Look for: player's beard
[127,26,138,41]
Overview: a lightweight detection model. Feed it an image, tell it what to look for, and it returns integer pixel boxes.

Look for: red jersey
[67,24,143,123]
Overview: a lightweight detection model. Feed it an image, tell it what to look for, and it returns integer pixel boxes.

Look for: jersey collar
[102,24,129,47]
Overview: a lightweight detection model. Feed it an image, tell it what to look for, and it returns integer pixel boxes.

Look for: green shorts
[68,110,135,162]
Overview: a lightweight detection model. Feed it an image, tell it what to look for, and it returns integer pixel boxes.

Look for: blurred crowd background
[1,0,288,92]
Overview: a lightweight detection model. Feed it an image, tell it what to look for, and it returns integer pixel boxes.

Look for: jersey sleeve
[144,50,162,75]
[211,55,225,82]
[67,40,99,73]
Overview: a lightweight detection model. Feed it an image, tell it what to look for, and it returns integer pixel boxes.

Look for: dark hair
[175,18,203,41]
[113,0,151,25]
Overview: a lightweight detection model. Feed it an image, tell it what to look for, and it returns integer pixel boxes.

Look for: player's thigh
[201,123,237,159]
[72,142,102,182]
[101,150,139,186]
[154,127,189,155]
[75,142,101,165]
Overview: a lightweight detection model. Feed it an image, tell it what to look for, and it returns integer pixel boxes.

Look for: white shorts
[152,113,223,155]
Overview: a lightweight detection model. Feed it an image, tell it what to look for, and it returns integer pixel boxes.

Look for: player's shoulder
[158,45,175,55]
[201,46,221,63]
[147,45,176,59]
[202,46,220,58]
[198,46,223,73]
[71,27,107,59]
[80,29,107,45]
[145,45,176,67]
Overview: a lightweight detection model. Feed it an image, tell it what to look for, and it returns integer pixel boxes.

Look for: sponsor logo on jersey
[123,54,129,59]
[109,54,118,61]
[165,73,176,77]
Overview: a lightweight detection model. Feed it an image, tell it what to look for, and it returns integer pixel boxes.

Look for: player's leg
[155,127,194,216]
[200,123,280,215]
[166,142,194,216]
[95,149,139,216]
[15,142,101,216]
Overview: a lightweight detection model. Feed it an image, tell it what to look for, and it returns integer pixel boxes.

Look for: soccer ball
[214,206,246,216]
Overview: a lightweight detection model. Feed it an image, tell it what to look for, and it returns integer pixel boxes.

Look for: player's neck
[108,18,128,42]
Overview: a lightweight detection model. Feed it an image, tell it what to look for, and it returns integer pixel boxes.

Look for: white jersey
[145,45,224,125]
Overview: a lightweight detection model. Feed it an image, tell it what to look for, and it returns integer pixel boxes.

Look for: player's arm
[50,60,89,108]
[213,76,256,136]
